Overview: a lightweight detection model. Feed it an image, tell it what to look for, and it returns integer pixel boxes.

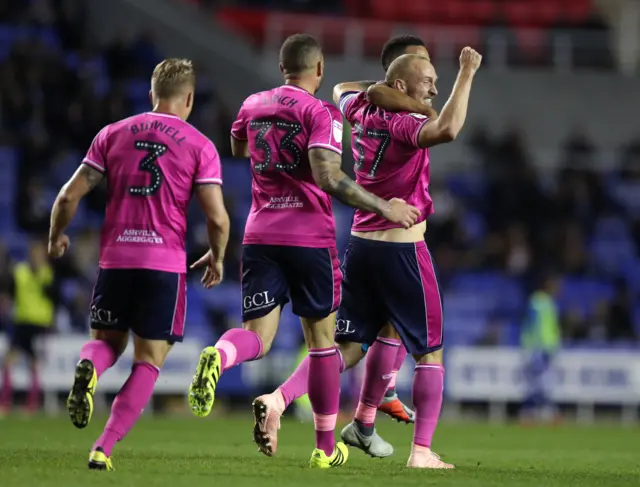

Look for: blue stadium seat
[126,80,151,102]
[590,238,636,275]
[444,316,488,345]
[0,146,18,166]
[558,277,615,316]
[0,203,15,232]
[445,174,486,201]
[37,26,61,50]
[462,210,487,243]
[594,216,631,240]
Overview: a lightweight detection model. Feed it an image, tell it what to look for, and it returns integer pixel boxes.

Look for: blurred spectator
[607,280,636,340]
[520,274,561,423]
[0,241,57,414]
[0,243,13,333]
[505,224,532,278]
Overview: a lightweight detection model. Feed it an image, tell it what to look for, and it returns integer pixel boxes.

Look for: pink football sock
[215,328,264,371]
[412,364,444,448]
[94,362,159,456]
[279,347,345,408]
[356,338,399,426]
[79,340,117,379]
[388,345,408,391]
[308,347,341,456]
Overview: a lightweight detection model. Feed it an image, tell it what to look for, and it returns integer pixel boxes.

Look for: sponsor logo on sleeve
[332,120,343,143]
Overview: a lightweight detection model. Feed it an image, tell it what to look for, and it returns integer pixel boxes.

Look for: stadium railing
[216,8,627,73]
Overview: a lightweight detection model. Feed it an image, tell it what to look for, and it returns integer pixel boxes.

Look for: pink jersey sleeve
[388,112,431,148]
[308,102,343,155]
[195,141,223,185]
[83,126,110,173]
[230,102,248,141]
[338,91,367,125]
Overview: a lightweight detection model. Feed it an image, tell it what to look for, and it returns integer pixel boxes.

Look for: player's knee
[338,341,365,369]
[92,329,129,357]
[242,307,280,356]
[132,336,172,368]
[378,323,400,340]
[301,316,334,349]
[242,323,276,356]
[414,347,443,365]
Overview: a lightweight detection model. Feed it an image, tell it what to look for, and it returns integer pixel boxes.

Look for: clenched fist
[459,47,482,73]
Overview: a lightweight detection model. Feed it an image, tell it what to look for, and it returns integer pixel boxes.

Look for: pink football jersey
[231,84,343,247]
[340,91,433,231]
[83,112,222,273]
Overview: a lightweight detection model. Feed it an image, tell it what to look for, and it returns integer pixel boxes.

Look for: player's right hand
[48,234,70,259]
[459,47,482,73]
[383,198,421,229]
[191,250,224,289]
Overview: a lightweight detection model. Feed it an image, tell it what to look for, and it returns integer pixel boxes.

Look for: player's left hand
[191,250,224,289]
[48,234,70,259]
[384,198,421,229]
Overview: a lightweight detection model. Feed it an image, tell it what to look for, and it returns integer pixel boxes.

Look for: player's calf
[302,314,342,461]
[91,336,166,459]
[378,345,415,423]
[408,349,454,469]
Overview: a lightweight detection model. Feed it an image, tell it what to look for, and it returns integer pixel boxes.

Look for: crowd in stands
[0,0,637,347]
[0,0,232,335]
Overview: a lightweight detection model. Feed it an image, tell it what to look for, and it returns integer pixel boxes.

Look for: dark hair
[279,34,322,74]
[381,35,426,71]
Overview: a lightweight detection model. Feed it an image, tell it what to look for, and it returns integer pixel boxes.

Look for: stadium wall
[3,337,638,421]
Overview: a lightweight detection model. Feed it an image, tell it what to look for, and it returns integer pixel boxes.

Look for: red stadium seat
[370,0,401,21]
[465,0,496,25]
[564,0,592,24]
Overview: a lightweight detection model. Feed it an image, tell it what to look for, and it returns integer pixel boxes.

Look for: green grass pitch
[1,415,639,486]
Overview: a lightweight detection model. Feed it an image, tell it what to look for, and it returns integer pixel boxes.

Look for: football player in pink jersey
[186,34,420,468]
[48,59,230,471]
[332,49,482,468]
[251,35,441,460]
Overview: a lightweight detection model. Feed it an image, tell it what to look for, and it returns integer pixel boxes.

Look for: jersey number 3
[129,141,168,196]
[249,118,302,174]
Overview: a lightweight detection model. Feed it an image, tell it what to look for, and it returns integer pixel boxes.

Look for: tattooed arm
[49,164,104,245]
[309,148,420,228]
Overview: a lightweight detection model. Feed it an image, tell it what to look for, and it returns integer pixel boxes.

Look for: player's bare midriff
[352,220,427,243]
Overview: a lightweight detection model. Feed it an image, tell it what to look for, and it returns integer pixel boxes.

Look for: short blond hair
[151,58,196,99]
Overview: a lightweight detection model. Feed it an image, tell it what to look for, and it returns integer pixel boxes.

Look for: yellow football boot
[67,359,97,429]
[88,447,114,471]
[188,347,221,417]
[309,442,349,469]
